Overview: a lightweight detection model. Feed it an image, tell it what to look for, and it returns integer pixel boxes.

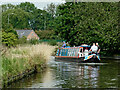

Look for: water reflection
[8,57,118,88]
[30,67,57,88]
[53,61,100,88]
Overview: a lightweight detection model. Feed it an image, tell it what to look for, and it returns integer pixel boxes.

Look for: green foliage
[48,40,57,46]
[29,39,39,45]
[16,2,56,30]
[55,2,120,55]
[31,9,48,30]
[2,32,18,47]
[31,9,54,30]
[16,2,37,13]
[2,25,18,47]
[35,30,58,39]
[44,3,56,30]
[45,3,56,17]
[17,36,27,44]
[2,2,56,30]
[2,4,15,12]
[1,2,120,55]
[2,8,31,29]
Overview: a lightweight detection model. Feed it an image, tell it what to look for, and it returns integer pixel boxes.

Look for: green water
[7,57,119,88]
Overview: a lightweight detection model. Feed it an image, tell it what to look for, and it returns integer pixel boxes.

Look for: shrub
[2,25,18,47]
[29,39,39,45]
[35,30,58,40]
[48,40,57,46]
[17,36,27,44]
[2,32,18,47]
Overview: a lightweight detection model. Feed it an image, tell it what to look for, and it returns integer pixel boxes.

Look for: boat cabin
[56,45,91,58]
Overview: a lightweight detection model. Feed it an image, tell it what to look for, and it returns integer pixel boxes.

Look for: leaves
[1,2,119,55]
[2,31,18,47]
[54,2,120,55]
[2,2,55,30]
[2,8,31,29]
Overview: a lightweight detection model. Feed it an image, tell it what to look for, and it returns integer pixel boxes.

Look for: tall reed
[2,43,56,86]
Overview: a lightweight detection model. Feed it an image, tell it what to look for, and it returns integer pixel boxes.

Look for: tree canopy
[2,2,55,30]
[1,2,119,55]
[54,2,120,55]
[2,8,31,29]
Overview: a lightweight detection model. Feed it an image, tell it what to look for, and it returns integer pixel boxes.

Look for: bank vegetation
[1,43,56,87]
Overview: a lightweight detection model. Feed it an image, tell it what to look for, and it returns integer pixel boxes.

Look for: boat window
[80,48,83,52]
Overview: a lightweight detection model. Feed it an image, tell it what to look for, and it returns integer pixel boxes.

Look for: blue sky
[0,0,66,10]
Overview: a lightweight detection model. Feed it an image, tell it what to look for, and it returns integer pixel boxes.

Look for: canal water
[8,56,119,88]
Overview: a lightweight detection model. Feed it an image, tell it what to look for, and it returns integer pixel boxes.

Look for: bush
[17,36,27,44]
[29,39,39,45]
[48,40,57,46]
[2,25,18,47]
[35,30,58,40]
[2,32,18,47]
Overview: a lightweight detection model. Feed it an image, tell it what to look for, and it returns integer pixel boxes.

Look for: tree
[2,4,16,12]
[35,30,57,39]
[55,2,120,55]
[45,3,56,17]
[2,8,31,29]
[16,2,37,13]
[2,2,57,30]
[44,3,58,30]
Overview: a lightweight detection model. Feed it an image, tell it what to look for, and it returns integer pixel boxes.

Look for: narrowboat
[55,45,100,63]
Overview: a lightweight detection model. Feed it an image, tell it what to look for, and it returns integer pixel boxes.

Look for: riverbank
[6,57,119,88]
[101,56,120,60]
[1,43,56,87]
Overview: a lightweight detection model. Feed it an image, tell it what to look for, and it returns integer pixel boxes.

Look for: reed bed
[1,43,56,86]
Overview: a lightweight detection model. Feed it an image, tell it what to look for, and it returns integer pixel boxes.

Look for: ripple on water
[7,58,118,88]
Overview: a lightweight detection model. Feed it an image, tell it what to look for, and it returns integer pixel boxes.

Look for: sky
[0,0,66,10]
[0,0,119,9]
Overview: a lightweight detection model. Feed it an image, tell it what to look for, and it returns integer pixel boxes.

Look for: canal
[8,56,119,88]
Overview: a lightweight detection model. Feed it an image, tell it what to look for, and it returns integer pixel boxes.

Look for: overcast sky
[0,0,119,10]
[0,0,66,10]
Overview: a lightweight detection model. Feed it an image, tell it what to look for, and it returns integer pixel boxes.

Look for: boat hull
[55,55,100,63]
[55,57,84,63]
[83,55,100,63]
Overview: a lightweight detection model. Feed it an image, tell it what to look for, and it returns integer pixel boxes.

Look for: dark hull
[83,56,100,63]
[55,55,100,63]
[55,57,84,63]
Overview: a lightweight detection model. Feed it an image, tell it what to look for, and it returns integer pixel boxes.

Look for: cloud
[0,0,65,3]
[0,0,65,9]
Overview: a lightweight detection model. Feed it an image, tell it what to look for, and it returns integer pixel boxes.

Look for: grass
[1,43,56,87]
[0,55,2,88]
